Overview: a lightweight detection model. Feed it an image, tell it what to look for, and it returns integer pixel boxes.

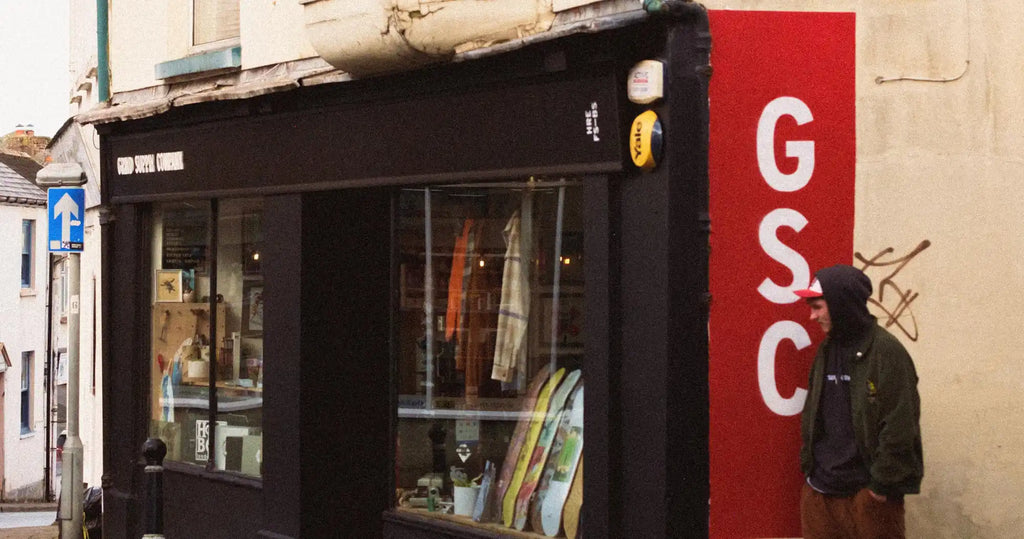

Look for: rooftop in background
[0,152,46,206]
[1,128,50,164]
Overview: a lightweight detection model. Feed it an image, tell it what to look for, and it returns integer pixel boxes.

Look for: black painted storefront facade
[99,9,711,538]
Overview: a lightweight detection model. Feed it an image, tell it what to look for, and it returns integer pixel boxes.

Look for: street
[0,511,58,539]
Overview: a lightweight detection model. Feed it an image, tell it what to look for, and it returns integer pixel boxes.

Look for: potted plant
[450,466,481,517]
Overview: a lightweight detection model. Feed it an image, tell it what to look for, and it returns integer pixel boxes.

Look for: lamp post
[37,162,87,539]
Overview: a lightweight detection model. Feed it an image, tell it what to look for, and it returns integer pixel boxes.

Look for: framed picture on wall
[535,286,584,353]
[243,282,264,334]
[155,270,184,302]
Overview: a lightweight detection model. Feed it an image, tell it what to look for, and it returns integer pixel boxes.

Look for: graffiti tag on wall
[854,240,931,341]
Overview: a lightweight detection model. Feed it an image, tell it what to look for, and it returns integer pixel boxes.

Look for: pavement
[0,503,58,539]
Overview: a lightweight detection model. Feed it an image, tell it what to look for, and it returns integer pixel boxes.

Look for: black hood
[816,264,875,342]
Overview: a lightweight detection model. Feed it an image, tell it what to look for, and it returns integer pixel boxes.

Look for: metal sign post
[39,163,87,539]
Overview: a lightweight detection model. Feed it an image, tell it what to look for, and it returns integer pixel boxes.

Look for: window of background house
[149,199,263,477]
[21,351,33,434]
[21,220,34,288]
[193,0,240,48]
[395,179,585,536]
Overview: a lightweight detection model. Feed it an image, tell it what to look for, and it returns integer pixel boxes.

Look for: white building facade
[0,157,48,501]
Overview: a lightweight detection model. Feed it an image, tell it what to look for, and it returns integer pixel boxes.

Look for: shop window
[193,0,240,48]
[21,220,34,289]
[149,199,263,477]
[395,180,585,536]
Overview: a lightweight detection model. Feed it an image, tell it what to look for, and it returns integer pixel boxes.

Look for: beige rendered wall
[705,0,1023,536]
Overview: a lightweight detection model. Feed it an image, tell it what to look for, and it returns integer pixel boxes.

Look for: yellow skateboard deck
[501,367,566,527]
[562,456,583,539]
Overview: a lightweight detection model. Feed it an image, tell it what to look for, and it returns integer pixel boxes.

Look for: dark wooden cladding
[105,75,622,202]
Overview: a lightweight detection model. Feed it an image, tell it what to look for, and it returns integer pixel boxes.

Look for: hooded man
[795,264,923,539]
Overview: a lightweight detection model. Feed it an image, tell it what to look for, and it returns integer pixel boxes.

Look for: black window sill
[383,508,552,538]
[161,459,262,490]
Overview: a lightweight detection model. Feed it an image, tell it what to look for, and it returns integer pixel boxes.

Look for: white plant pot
[452,485,480,517]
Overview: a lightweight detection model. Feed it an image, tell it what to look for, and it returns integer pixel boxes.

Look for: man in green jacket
[795,264,923,539]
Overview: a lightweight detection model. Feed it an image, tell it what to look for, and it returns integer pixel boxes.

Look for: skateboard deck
[471,460,495,522]
[512,369,582,530]
[487,364,552,522]
[540,385,584,536]
[528,379,583,532]
[562,456,583,539]
[501,367,567,527]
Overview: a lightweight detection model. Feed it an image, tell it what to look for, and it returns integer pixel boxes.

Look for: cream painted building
[80,0,1020,536]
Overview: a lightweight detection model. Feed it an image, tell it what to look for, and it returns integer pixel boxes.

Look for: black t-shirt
[808,341,871,496]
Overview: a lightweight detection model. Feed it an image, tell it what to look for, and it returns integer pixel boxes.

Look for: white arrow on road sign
[54,193,81,245]
[48,187,85,253]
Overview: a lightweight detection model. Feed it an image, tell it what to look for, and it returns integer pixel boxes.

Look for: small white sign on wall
[56,351,68,385]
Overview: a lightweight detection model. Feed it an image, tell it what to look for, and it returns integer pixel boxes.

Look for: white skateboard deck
[540,385,584,536]
[529,378,583,532]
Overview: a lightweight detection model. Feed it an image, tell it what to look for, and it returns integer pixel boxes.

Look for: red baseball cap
[794,278,824,298]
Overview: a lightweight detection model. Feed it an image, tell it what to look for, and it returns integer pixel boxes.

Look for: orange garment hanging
[457,228,496,403]
[445,219,474,341]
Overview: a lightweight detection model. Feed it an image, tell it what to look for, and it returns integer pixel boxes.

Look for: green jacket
[800,324,924,496]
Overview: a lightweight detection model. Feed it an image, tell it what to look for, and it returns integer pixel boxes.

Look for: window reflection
[148,199,263,477]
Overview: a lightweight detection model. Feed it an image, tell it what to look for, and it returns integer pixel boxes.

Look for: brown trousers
[801,483,906,539]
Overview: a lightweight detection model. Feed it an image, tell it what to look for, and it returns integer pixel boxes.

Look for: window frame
[391,180,590,533]
[21,351,33,434]
[190,0,241,54]
[147,197,265,478]
[21,219,34,289]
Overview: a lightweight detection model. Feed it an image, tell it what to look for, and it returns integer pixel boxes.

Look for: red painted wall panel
[708,11,856,537]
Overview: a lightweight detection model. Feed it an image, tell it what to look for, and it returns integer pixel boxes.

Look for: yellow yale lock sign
[630,110,662,171]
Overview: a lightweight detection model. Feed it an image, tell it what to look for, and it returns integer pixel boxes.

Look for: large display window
[149,198,264,477]
[396,179,585,536]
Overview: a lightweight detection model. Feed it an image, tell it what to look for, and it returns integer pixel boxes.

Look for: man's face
[807,298,831,334]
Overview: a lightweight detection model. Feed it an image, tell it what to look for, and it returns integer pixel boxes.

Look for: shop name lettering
[195,419,210,461]
[116,151,184,175]
[584,102,600,142]
[754,96,823,418]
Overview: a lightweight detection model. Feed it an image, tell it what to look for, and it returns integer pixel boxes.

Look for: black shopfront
[99,9,710,539]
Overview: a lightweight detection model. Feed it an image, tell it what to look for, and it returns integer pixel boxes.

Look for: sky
[0,1,70,138]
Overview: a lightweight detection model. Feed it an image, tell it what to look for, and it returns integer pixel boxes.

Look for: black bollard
[142,438,167,537]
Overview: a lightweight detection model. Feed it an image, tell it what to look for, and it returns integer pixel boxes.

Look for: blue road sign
[48,187,85,252]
